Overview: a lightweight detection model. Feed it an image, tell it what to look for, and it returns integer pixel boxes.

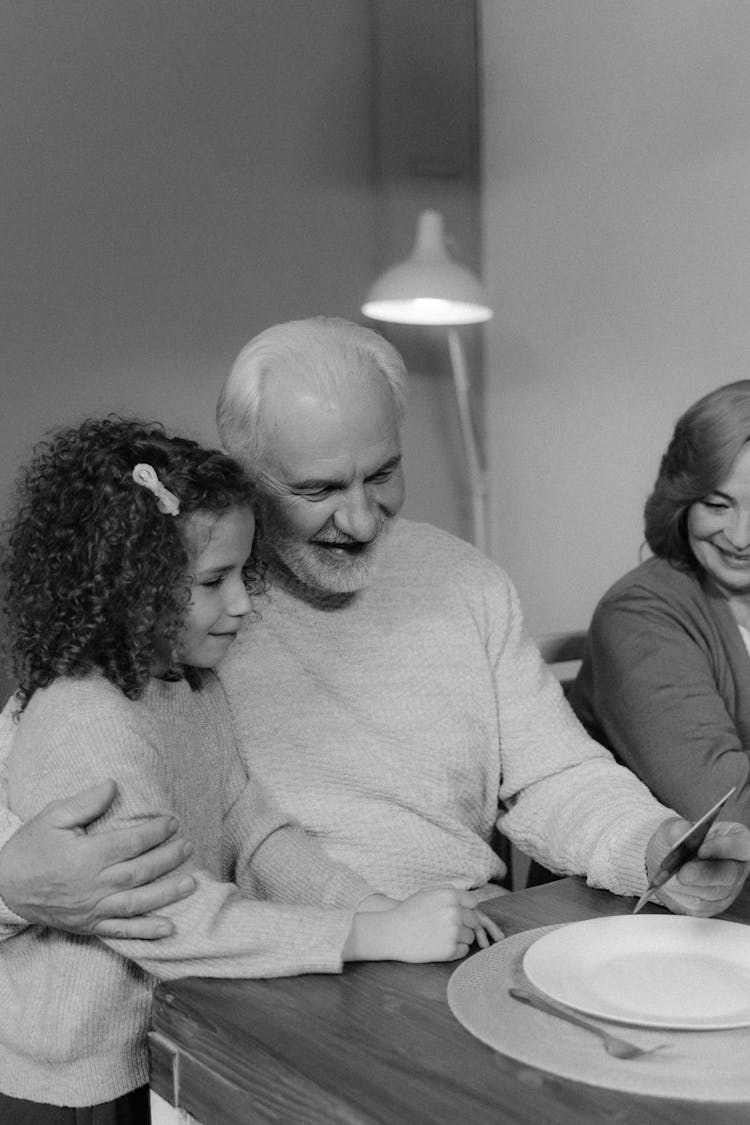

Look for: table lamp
[362,209,493,554]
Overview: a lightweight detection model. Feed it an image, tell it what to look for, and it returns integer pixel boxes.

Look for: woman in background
[570,380,750,825]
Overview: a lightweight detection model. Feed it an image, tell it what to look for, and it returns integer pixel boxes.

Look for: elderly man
[0,316,749,937]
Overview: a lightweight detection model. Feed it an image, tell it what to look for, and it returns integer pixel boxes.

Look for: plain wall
[367,0,484,542]
[0,2,481,698]
[480,1,750,637]
[0,1,482,526]
[0,0,377,506]
[1,0,379,702]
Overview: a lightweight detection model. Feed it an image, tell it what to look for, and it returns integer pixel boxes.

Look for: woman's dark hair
[1,417,257,709]
[645,380,750,568]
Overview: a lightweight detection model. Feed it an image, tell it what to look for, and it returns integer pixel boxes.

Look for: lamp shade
[362,210,493,326]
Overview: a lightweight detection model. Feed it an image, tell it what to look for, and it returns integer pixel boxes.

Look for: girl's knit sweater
[0,672,372,1106]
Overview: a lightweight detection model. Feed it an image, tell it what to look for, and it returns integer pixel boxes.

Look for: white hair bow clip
[132,463,181,516]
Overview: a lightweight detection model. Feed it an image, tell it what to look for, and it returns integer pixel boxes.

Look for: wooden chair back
[535,630,587,697]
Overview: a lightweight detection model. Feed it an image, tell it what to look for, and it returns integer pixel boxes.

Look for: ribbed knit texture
[1,672,369,1106]
[219,519,672,899]
[0,700,25,935]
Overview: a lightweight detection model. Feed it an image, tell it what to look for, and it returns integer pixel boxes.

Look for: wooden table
[149,877,750,1124]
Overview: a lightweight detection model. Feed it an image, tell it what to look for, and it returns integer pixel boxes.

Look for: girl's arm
[0,783,196,938]
[0,695,34,935]
[0,694,197,939]
[221,751,380,909]
[14,709,494,979]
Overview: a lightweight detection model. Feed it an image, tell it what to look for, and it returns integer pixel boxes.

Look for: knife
[633,785,737,913]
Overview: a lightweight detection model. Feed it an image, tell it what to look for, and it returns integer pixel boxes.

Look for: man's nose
[333,486,378,541]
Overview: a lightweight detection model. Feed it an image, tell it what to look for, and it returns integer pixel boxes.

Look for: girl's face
[172,506,255,669]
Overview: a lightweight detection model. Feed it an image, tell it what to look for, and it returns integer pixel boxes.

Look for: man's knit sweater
[219,519,671,897]
[0,673,371,1107]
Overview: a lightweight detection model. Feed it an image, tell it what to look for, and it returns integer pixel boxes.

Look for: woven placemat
[447,925,750,1102]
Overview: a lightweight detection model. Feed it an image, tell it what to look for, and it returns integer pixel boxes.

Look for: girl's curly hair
[2,417,257,710]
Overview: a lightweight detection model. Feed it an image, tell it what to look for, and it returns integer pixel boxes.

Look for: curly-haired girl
[0,417,496,1124]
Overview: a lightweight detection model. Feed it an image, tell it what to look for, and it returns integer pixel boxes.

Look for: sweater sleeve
[221,751,377,908]
[570,586,750,824]
[16,710,356,981]
[487,570,671,896]
[0,694,29,935]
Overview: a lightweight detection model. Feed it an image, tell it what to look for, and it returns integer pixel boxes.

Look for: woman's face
[688,441,750,598]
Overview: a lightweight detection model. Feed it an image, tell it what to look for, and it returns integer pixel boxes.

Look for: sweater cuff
[591,807,671,898]
[0,819,31,930]
[318,866,377,910]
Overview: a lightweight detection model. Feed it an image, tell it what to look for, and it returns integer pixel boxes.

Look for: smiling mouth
[715,547,750,564]
[313,540,371,555]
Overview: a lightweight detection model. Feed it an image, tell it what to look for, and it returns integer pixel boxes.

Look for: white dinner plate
[522,916,750,1030]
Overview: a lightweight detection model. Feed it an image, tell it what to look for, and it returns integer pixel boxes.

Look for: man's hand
[645,818,750,917]
[0,780,196,938]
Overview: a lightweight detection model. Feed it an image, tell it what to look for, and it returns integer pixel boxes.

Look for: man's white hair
[216,316,407,474]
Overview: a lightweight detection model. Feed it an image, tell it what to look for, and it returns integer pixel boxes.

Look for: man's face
[256,368,405,596]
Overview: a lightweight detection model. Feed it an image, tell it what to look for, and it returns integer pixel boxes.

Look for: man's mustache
[313,517,392,548]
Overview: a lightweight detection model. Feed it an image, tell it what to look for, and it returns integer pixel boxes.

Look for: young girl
[0,418,497,1124]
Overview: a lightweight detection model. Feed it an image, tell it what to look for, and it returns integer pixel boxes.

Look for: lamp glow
[362,211,492,554]
[362,211,493,326]
[362,297,492,326]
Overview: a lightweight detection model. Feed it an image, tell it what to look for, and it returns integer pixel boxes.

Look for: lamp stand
[446,327,488,555]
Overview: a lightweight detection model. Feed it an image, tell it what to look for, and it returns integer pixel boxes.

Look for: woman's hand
[343,886,504,963]
[645,818,750,917]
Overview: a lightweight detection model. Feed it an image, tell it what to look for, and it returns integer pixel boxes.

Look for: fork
[508,986,671,1060]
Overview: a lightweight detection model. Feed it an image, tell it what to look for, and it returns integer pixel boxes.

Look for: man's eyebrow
[371,454,402,474]
[291,474,346,492]
[292,454,402,493]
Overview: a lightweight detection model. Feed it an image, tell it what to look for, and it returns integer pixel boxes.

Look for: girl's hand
[343,886,504,964]
[471,906,504,950]
[356,893,399,912]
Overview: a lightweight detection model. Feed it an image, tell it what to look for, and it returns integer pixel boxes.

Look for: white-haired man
[213,317,748,910]
[1,316,749,936]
